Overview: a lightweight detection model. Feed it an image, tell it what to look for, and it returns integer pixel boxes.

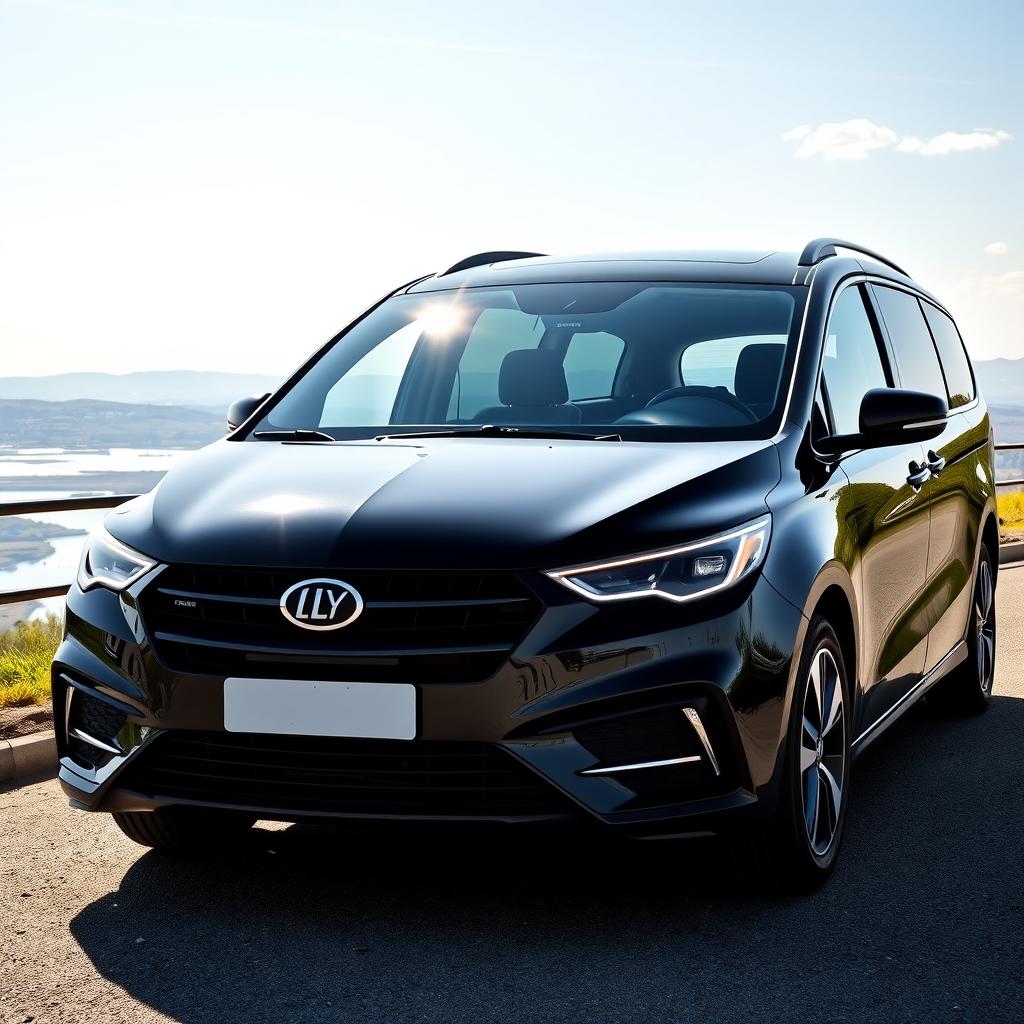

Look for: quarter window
[821,287,890,436]
[922,303,975,409]
[871,286,948,402]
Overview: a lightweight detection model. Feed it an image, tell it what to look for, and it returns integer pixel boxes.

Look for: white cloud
[983,242,1009,255]
[782,118,898,160]
[783,120,1013,160]
[896,128,1012,156]
[781,125,812,141]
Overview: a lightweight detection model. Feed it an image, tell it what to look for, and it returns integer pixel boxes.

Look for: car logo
[279,578,364,631]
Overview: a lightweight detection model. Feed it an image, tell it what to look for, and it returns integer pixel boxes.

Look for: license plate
[223,678,416,740]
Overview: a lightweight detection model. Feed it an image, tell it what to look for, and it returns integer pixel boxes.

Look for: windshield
[255,282,802,442]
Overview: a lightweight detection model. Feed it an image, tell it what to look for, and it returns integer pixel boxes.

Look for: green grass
[998,491,1024,532]
[0,615,61,709]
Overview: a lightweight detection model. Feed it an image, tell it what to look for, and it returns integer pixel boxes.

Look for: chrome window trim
[772,262,819,435]
[916,294,980,413]
[865,278,979,414]
[801,272,979,462]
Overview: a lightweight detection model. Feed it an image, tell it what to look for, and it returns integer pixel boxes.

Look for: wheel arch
[800,563,861,708]
[981,510,999,583]
[811,585,857,701]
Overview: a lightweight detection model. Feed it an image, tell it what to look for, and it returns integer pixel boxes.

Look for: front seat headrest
[735,343,785,408]
[498,349,570,407]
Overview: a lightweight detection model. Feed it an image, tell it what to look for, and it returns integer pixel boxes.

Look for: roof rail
[441,250,546,276]
[797,238,909,278]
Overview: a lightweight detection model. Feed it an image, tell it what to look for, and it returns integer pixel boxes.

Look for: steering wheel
[644,385,757,422]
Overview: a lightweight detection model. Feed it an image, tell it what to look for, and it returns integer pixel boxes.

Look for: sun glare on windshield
[417,303,466,338]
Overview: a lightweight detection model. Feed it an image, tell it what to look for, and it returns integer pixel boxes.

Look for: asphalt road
[4,573,1024,1024]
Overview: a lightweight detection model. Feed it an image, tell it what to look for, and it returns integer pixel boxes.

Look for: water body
[0,447,187,621]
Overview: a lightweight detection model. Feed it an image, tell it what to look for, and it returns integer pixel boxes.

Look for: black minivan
[54,240,997,889]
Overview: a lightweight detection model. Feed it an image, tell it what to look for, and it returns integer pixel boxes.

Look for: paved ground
[3,575,1024,1024]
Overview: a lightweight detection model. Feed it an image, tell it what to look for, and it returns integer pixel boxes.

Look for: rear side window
[871,286,948,402]
[922,303,975,408]
[821,286,890,436]
[563,331,624,400]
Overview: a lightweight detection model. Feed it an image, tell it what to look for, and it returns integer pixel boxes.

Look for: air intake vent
[117,732,575,820]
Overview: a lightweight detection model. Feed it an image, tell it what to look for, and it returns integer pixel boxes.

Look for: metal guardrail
[996,443,1024,567]
[994,442,1024,489]
[1,440,1023,609]
[0,494,138,607]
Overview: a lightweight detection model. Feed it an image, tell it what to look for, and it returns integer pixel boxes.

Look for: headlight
[77,527,156,592]
[546,515,771,604]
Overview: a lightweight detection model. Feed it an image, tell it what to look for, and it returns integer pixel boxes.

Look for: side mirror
[817,387,947,455]
[227,392,271,432]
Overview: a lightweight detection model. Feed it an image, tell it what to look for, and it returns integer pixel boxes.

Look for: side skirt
[852,641,968,755]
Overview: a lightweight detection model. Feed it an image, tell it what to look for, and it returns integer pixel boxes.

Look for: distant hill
[0,361,1018,450]
[0,371,281,409]
[0,399,226,449]
[0,361,1017,408]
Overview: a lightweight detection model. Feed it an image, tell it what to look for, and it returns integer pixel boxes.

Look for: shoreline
[0,517,89,572]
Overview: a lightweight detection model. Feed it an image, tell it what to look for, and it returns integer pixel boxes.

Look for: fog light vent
[572,698,735,803]
[66,688,127,769]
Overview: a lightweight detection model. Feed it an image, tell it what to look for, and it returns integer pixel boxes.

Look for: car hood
[108,436,781,571]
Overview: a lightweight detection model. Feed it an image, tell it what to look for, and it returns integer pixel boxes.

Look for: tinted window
[821,286,890,436]
[922,303,975,408]
[563,331,624,399]
[320,322,419,426]
[451,308,545,419]
[261,282,799,442]
[682,334,787,391]
[871,286,948,401]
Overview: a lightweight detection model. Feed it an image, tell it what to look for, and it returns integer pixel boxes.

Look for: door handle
[926,450,946,477]
[907,461,931,492]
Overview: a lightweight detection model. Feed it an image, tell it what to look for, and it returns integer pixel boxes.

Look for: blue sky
[2,0,1021,376]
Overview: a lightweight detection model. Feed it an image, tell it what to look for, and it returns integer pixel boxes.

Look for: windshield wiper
[375,425,621,442]
[253,429,337,442]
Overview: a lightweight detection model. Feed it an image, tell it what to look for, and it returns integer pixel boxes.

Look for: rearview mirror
[227,392,271,432]
[817,387,947,456]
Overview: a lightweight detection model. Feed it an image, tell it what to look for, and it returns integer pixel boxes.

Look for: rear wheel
[112,808,256,853]
[731,615,851,892]
[929,544,996,715]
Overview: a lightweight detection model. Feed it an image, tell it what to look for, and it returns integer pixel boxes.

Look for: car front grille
[140,565,542,682]
[117,731,573,819]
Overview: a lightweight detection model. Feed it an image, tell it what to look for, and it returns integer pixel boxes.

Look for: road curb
[1000,540,1024,567]
[0,730,56,783]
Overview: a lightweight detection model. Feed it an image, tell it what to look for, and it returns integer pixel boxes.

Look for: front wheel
[731,615,851,892]
[929,543,996,715]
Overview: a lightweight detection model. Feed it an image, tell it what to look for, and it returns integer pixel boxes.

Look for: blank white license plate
[223,678,416,740]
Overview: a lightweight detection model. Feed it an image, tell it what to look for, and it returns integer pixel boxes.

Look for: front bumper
[53,568,805,838]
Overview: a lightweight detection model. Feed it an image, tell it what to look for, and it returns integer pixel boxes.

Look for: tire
[112,807,256,853]
[928,543,996,716]
[731,615,852,893]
